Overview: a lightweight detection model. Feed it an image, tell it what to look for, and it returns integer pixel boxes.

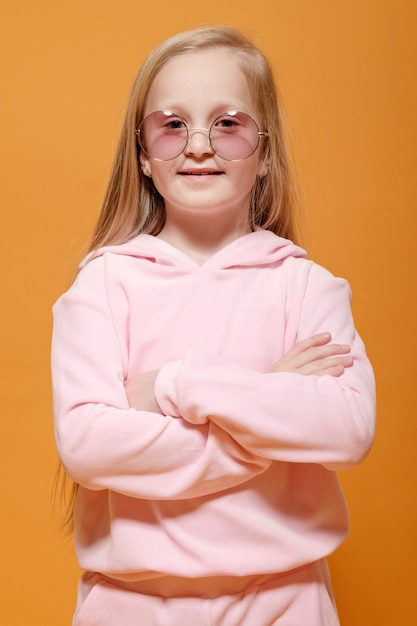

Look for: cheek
[237,160,261,189]
[148,162,177,194]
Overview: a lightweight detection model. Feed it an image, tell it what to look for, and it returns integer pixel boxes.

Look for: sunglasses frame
[135,110,269,162]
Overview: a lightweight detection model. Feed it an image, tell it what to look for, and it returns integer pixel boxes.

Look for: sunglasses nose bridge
[184,126,213,153]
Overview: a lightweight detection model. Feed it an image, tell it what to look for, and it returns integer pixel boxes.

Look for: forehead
[144,48,257,117]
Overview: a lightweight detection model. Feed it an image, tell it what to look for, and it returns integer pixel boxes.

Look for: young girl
[52,26,376,626]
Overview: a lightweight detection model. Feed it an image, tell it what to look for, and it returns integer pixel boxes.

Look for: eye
[213,112,244,133]
[220,118,235,127]
[215,116,240,129]
[160,113,187,131]
[165,119,185,130]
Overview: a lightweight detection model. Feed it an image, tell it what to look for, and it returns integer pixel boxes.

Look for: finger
[288,342,351,370]
[287,333,333,357]
[300,343,351,363]
[271,333,333,370]
[315,363,345,377]
[298,355,354,376]
[270,334,352,373]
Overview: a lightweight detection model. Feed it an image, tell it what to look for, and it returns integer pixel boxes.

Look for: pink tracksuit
[52,230,376,625]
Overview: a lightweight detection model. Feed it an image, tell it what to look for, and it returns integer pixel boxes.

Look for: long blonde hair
[89,26,299,252]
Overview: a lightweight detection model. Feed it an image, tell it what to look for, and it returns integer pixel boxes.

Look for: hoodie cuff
[154,361,182,417]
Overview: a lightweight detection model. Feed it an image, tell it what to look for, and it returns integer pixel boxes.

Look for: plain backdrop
[1,1,416,624]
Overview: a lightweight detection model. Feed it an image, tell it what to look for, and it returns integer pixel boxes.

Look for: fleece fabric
[52,229,375,582]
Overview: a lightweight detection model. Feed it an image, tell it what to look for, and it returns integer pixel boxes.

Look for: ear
[257,152,269,177]
[257,159,269,177]
[139,152,152,178]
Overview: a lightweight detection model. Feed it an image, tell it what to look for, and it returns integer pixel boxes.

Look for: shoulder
[58,234,155,299]
[284,254,348,285]
[60,255,107,300]
[281,257,351,315]
[52,256,108,317]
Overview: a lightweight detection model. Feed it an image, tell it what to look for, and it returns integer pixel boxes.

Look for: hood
[80,229,306,271]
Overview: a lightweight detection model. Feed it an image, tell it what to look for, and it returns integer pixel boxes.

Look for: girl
[52,26,376,626]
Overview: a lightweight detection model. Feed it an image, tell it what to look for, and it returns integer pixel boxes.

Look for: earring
[143,167,152,178]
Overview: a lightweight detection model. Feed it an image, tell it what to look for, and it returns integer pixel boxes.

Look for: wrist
[154,361,182,417]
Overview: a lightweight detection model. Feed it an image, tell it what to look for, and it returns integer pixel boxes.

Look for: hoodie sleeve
[155,264,376,471]
[51,261,270,500]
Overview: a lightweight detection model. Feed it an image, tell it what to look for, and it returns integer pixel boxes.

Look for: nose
[184,128,214,156]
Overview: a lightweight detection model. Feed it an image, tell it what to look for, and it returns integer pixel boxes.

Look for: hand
[124,369,164,414]
[271,333,353,377]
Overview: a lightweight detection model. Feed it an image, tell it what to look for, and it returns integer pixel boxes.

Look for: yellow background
[1,1,416,624]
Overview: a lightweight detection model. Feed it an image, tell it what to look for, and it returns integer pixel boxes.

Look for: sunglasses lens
[137,111,262,161]
[138,111,188,161]
[210,111,260,160]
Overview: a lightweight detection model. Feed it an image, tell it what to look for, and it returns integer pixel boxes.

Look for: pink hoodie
[52,229,375,581]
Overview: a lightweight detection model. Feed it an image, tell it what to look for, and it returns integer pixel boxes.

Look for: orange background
[1,1,416,624]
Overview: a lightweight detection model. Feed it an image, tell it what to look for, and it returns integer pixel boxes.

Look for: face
[139,48,267,230]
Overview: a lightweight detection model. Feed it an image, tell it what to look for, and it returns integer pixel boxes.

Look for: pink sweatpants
[73,560,339,626]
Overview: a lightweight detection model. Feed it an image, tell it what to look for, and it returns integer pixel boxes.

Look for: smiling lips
[179,170,223,176]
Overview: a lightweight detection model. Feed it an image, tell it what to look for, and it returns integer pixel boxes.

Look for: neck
[158,209,251,264]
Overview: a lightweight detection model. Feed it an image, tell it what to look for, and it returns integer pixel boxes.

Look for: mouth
[179,170,224,176]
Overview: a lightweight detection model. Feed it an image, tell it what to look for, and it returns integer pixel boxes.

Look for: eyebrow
[148,103,251,120]
[144,103,252,124]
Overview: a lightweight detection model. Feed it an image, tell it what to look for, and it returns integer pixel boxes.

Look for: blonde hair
[89,25,299,252]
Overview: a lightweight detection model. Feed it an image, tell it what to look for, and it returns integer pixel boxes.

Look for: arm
[127,332,353,413]
[155,270,376,470]
[51,262,269,500]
